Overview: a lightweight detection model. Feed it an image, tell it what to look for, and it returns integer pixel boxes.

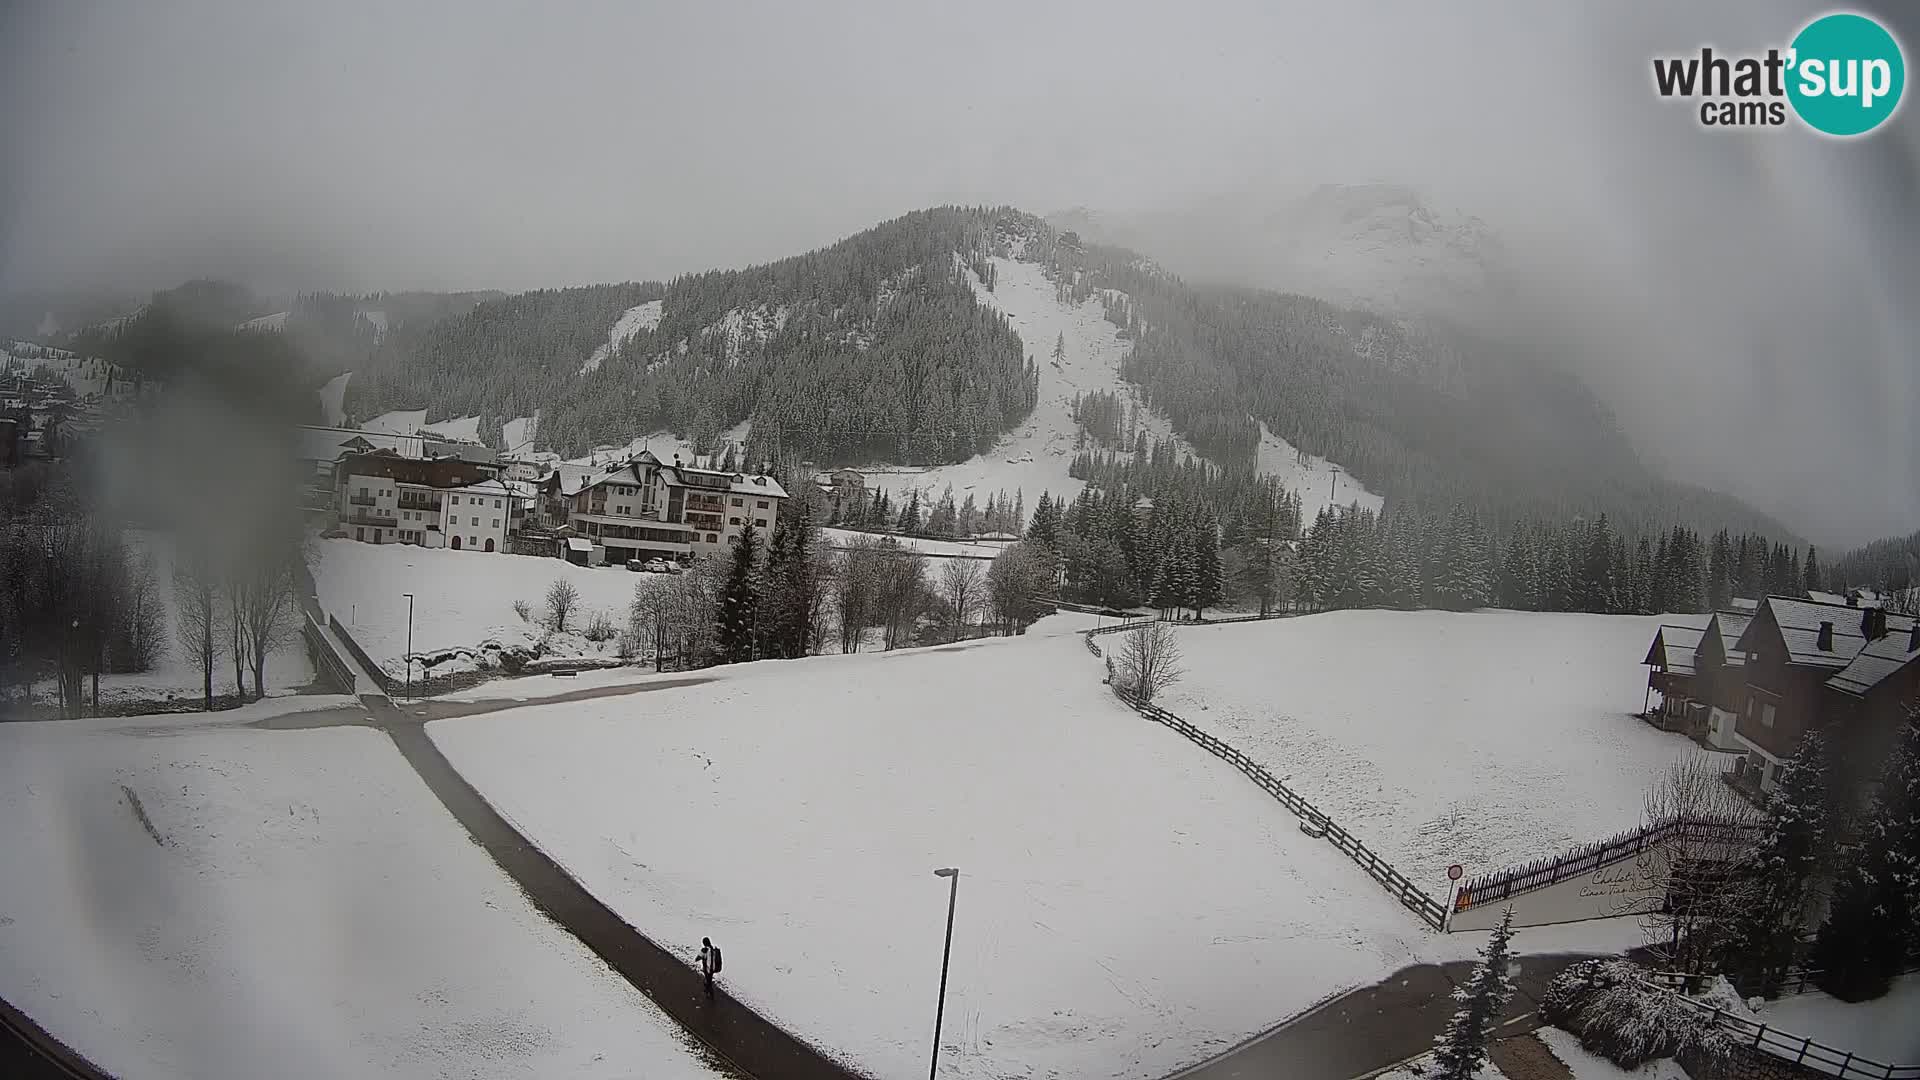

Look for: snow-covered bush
[1541,960,1734,1069]
[583,610,615,642]
[512,599,532,622]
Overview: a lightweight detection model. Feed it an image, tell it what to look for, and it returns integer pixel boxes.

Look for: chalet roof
[1706,610,1753,667]
[1741,595,1917,669]
[1825,627,1920,697]
[1645,625,1705,674]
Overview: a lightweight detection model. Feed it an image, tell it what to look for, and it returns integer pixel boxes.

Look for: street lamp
[929,867,960,1080]
[401,592,415,702]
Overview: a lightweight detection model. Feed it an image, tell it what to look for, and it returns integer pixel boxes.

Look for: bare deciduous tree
[173,545,222,711]
[1639,755,1763,975]
[547,578,580,633]
[630,558,722,670]
[940,558,983,641]
[1116,621,1183,703]
[832,537,884,653]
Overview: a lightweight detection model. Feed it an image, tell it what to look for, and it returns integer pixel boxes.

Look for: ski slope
[1163,610,1719,888]
[363,408,428,436]
[237,311,288,331]
[864,255,1380,521]
[581,299,664,375]
[421,414,481,442]
[501,413,538,456]
[865,256,1179,509]
[433,631,1433,1080]
[317,371,351,427]
[0,720,722,1080]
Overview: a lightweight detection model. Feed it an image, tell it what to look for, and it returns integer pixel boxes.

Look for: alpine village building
[533,450,787,566]
[1644,594,1920,799]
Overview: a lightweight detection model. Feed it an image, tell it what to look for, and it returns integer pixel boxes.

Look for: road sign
[1447,864,1464,881]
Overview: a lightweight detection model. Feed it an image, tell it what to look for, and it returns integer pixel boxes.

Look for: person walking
[698,937,722,998]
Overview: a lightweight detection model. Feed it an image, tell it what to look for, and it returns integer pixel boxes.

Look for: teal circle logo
[1787,12,1905,136]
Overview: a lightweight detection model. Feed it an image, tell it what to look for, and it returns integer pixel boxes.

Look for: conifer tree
[1801,545,1821,597]
[1430,907,1516,1080]
[1723,730,1834,994]
[1811,723,1917,1002]
[715,522,762,663]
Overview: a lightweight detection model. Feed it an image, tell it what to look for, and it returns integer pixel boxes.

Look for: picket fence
[1453,816,1765,914]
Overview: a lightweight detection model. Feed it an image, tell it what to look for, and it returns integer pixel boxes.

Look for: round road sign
[1447,864,1464,881]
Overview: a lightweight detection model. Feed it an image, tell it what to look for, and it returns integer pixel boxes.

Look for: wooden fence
[1453,816,1764,914]
[1643,973,1919,1079]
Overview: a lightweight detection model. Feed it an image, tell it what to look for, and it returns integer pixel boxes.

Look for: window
[755,518,767,529]
[471,516,480,526]
[357,486,367,497]
[1761,703,1776,728]
[730,517,741,526]
[731,497,743,506]
[493,499,501,508]
[491,519,500,528]
[757,500,768,509]
[451,495,460,505]
[706,533,717,543]
[469,536,477,547]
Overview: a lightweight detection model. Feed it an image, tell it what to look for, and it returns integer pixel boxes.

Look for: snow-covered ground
[582,299,664,374]
[1535,1028,1688,1080]
[31,531,314,709]
[421,414,481,442]
[363,408,429,436]
[237,310,288,331]
[1162,610,1716,889]
[431,631,1434,1080]
[313,540,639,681]
[317,371,351,427]
[565,419,752,470]
[3,342,120,398]
[0,720,723,1080]
[501,413,538,456]
[1255,421,1384,520]
[1753,975,1920,1065]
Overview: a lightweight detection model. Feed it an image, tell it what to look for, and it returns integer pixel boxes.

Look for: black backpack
[711,946,723,973]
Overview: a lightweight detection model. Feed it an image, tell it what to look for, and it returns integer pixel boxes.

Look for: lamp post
[929,867,960,1080]
[1327,463,1341,506]
[402,592,415,702]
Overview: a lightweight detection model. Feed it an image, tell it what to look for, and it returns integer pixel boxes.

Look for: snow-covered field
[317,371,351,427]
[1162,610,1714,888]
[363,408,428,436]
[432,631,1433,1080]
[1255,421,1384,520]
[0,720,722,1080]
[1753,975,1920,1065]
[421,414,481,442]
[313,540,638,681]
[32,531,314,708]
[502,413,538,457]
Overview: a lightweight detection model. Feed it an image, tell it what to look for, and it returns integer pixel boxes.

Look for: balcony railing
[345,510,397,525]
[349,494,378,506]
[399,497,442,511]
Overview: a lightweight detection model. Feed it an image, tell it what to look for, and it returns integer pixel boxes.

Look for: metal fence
[1453,816,1764,913]
[1643,975,1919,1079]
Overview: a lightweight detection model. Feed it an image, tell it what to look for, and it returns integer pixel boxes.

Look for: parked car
[625,558,648,572]
[644,559,670,573]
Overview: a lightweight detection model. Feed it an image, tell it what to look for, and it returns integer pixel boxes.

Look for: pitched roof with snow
[1741,595,1918,669]
[1825,627,1920,697]
[1705,610,1753,667]
[1644,625,1705,674]
[299,425,424,463]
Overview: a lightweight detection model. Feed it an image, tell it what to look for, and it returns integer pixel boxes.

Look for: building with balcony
[1726,595,1918,796]
[333,451,519,552]
[536,450,788,566]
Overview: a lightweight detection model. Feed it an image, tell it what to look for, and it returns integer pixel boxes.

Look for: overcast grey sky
[2,1,1915,545]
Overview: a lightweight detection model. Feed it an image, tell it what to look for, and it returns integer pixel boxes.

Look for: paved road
[1168,952,1606,1080]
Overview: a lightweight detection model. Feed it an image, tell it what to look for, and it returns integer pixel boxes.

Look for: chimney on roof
[1861,607,1888,641]
[1817,621,1834,651]
[1847,591,1859,607]
[1910,621,1920,653]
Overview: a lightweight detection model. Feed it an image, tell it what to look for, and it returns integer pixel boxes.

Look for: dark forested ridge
[1044,235,1797,542]
[29,207,1805,545]
[347,206,1037,463]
